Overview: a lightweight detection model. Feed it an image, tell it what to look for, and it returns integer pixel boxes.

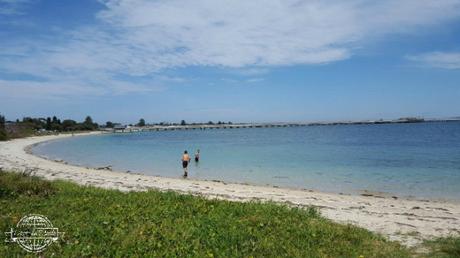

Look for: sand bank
[0,133,459,247]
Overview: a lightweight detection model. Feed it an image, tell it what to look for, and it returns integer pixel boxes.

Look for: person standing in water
[195,149,200,162]
[181,150,191,178]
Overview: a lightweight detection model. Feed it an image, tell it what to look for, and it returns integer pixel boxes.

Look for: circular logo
[5,214,61,253]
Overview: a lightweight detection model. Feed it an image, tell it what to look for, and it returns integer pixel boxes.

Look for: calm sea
[32,122,460,200]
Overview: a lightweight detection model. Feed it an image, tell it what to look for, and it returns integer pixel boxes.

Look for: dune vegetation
[0,171,457,257]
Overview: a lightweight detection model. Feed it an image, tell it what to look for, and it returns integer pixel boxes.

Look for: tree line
[21,116,99,131]
[0,114,236,141]
[0,115,99,140]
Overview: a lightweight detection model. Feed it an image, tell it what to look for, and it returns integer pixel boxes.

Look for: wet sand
[1,132,459,247]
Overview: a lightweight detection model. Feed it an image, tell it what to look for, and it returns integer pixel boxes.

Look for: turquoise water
[32,122,460,200]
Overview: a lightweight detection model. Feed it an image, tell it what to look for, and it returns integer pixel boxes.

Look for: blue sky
[0,0,460,124]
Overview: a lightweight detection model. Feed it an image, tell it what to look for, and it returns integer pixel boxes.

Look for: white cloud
[407,51,460,69]
[1,0,460,97]
[92,0,460,71]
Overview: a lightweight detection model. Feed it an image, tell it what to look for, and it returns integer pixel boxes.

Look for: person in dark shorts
[181,150,191,177]
[195,149,200,162]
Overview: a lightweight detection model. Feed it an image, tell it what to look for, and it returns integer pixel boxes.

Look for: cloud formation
[407,52,460,69]
[93,0,460,70]
[1,0,460,98]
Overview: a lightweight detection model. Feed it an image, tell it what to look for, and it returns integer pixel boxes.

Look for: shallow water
[32,122,460,200]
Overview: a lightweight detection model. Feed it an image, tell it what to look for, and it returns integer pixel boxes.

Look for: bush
[0,114,7,141]
[0,129,7,141]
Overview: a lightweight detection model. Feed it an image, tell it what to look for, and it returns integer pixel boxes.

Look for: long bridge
[106,117,439,133]
[108,123,307,133]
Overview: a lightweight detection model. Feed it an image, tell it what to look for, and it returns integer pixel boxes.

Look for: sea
[32,121,460,200]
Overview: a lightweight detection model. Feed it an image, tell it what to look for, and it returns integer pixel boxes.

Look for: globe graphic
[15,214,58,253]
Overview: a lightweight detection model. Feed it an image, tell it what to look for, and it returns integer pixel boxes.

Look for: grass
[0,171,56,198]
[420,237,460,258]
[0,171,455,257]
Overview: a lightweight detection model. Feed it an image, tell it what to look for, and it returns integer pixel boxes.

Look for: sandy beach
[1,133,459,247]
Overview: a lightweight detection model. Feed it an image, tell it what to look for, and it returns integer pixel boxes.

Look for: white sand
[0,133,459,247]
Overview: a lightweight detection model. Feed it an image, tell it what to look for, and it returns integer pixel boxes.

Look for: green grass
[0,171,56,198]
[420,237,460,258]
[0,170,443,257]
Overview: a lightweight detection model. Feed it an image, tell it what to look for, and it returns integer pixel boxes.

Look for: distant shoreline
[1,133,460,247]
[101,118,460,134]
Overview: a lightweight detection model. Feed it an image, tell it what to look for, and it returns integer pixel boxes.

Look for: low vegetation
[0,170,56,198]
[0,114,99,140]
[0,171,458,257]
[421,237,460,258]
[0,115,7,141]
[0,113,235,141]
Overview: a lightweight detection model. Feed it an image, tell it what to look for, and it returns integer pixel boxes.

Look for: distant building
[113,124,126,132]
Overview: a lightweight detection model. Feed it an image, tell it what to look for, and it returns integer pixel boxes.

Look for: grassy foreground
[421,237,460,258]
[0,171,455,257]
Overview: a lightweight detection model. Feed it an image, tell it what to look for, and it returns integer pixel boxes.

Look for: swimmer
[195,149,200,162]
[181,150,191,177]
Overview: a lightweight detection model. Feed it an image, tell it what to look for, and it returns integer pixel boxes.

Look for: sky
[0,0,460,124]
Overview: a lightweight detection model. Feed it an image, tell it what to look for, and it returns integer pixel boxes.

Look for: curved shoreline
[25,134,414,201]
[1,133,459,247]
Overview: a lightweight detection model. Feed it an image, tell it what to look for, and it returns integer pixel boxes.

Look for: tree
[105,121,114,128]
[46,117,52,130]
[82,116,97,130]
[137,118,146,127]
[48,116,62,131]
[52,116,59,124]
[84,116,93,125]
[61,119,77,131]
[181,120,186,126]
[208,121,214,125]
[0,114,7,140]
[21,117,45,130]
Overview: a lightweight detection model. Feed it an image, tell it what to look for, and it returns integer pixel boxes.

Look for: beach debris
[96,165,112,171]
[360,193,374,197]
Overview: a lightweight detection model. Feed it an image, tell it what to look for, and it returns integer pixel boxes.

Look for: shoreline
[28,143,459,204]
[27,131,460,204]
[1,133,459,247]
